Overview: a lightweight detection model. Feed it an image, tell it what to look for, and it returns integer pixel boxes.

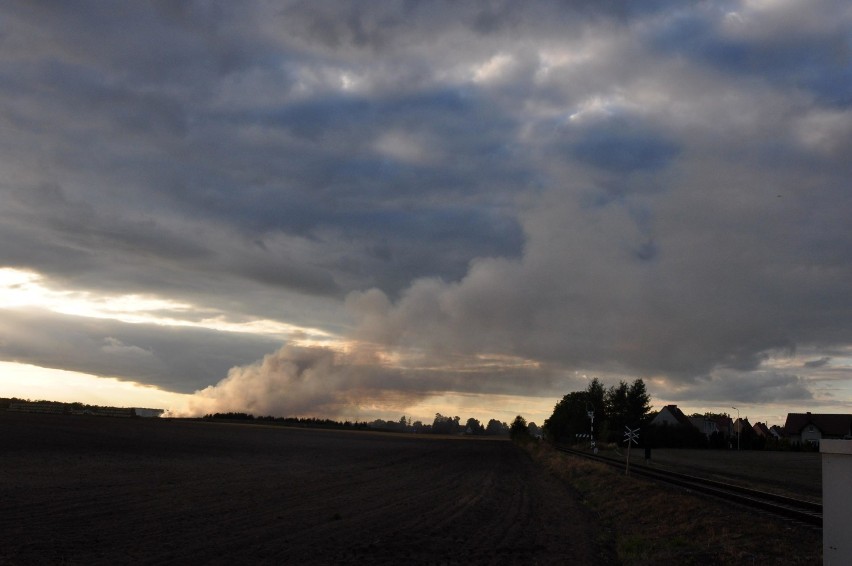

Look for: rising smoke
[174,343,430,419]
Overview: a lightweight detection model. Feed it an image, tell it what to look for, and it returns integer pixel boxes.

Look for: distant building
[6,400,162,418]
[133,408,165,418]
[651,405,693,427]
[8,401,65,414]
[752,421,772,438]
[689,416,716,437]
[688,414,734,439]
[709,415,734,437]
[89,407,134,418]
[784,413,852,446]
[733,417,752,435]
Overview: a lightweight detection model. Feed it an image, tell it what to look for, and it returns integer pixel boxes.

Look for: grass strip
[527,442,821,565]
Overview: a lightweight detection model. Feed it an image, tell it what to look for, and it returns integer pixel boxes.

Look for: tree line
[543,378,651,444]
[367,413,524,436]
[201,411,529,437]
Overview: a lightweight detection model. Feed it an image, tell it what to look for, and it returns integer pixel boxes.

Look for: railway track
[555,445,822,527]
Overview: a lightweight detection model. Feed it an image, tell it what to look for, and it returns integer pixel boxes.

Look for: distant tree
[605,381,629,442]
[485,419,509,436]
[432,413,461,434]
[465,417,484,435]
[510,415,529,441]
[586,378,607,423]
[527,422,541,438]
[432,413,447,433]
[370,418,411,432]
[205,412,254,420]
[543,391,591,443]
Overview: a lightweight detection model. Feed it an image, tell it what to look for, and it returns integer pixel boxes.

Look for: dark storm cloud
[1,1,851,412]
[1,1,528,302]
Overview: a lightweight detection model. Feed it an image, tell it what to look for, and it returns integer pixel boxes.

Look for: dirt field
[0,411,611,565]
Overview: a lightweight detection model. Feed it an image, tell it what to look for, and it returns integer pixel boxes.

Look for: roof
[707,415,734,429]
[752,422,772,437]
[655,405,694,427]
[734,418,752,433]
[783,413,852,437]
[708,415,733,432]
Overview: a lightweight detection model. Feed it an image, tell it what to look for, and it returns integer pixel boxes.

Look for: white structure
[133,408,165,418]
[821,439,852,565]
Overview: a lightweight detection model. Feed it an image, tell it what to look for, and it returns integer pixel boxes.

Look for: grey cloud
[0,1,850,414]
[567,116,681,174]
[804,357,832,369]
[645,1,852,105]
[0,309,281,392]
[666,371,814,404]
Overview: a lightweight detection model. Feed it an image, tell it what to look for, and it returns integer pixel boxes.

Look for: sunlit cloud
[0,267,333,342]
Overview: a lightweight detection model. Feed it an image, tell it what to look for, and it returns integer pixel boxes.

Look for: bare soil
[0,411,611,565]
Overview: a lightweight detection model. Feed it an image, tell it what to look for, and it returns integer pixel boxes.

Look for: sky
[1,1,851,427]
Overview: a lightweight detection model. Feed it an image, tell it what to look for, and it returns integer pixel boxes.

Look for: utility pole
[624,426,639,475]
[732,406,740,451]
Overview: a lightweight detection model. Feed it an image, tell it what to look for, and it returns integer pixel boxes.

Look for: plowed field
[0,411,609,565]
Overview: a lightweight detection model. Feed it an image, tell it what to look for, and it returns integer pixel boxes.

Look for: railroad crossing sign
[623,426,640,475]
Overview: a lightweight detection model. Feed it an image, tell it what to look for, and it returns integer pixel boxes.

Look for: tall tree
[626,379,651,427]
[509,415,528,440]
[605,381,629,442]
[586,378,607,420]
[543,391,591,443]
[545,378,654,444]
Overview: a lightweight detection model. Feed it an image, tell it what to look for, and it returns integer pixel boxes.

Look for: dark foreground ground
[0,411,610,565]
